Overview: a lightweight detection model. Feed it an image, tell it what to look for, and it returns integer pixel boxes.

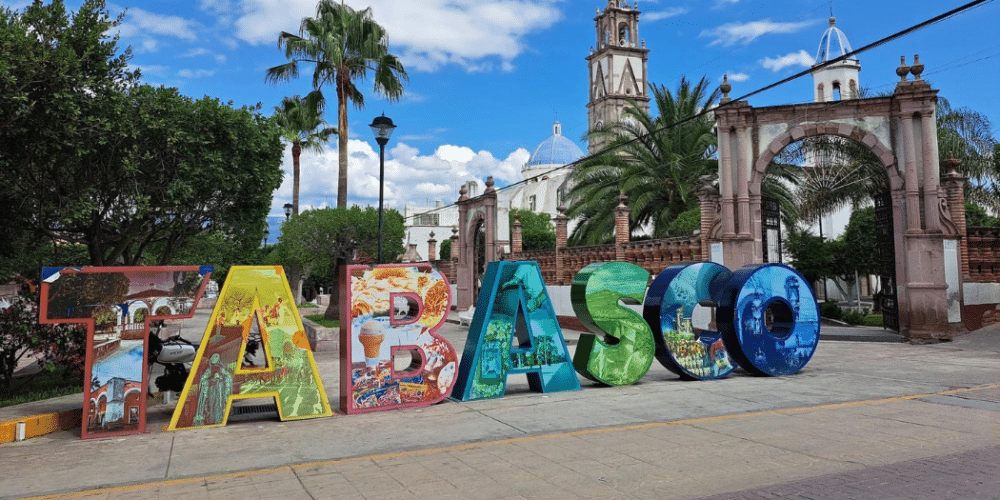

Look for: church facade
[403,0,647,259]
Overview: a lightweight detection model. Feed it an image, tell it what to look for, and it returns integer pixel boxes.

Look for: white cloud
[761,50,815,72]
[118,8,201,41]
[139,39,159,53]
[133,64,169,76]
[272,140,530,214]
[178,69,215,78]
[231,0,562,73]
[181,48,227,63]
[700,19,816,47]
[643,8,688,22]
[726,72,749,82]
[200,0,239,25]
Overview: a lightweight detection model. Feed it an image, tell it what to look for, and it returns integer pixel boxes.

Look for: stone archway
[455,177,499,310]
[702,68,965,341]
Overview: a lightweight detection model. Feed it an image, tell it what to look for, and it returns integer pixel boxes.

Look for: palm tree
[566,77,721,244]
[272,91,336,215]
[777,136,886,223]
[792,96,998,220]
[936,98,999,213]
[266,0,408,209]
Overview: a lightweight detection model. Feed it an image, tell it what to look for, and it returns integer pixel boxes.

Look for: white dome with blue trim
[524,122,585,173]
[815,17,855,64]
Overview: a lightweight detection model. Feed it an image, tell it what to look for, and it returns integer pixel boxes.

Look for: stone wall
[507,236,702,285]
[966,226,1000,281]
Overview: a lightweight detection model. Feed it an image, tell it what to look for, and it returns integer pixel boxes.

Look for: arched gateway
[700,61,966,341]
[455,178,501,310]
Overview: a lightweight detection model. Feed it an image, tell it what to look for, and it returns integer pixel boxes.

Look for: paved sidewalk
[1,309,997,499]
[691,446,1000,500]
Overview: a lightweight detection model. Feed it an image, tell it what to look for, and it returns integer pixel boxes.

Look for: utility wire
[404,0,993,222]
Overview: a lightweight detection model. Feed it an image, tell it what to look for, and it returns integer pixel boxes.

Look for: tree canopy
[0,0,284,276]
[278,206,406,278]
[510,209,555,251]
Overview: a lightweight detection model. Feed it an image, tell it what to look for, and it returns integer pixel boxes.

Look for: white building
[403,122,585,258]
[808,16,862,242]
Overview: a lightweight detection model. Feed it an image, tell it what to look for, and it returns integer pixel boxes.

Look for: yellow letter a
[169,266,332,430]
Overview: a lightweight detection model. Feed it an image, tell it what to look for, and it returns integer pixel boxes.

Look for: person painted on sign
[275,341,322,416]
[193,353,233,426]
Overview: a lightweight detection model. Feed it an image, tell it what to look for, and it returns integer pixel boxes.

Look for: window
[414,213,439,226]
[528,195,537,212]
[618,23,631,46]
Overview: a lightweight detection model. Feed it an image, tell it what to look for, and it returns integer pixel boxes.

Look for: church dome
[815,17,855,64]
[524,122,585,171]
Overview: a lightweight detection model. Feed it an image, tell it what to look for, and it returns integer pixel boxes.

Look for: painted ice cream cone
[358,320,385,366]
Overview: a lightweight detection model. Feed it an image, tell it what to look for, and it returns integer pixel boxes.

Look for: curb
[0,409,80,444]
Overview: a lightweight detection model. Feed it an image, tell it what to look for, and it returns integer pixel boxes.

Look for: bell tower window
[618,23,631,46]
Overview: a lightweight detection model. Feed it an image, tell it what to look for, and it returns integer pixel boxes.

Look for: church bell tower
[586,0,650,154]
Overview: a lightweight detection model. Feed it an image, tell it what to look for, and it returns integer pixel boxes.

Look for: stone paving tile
[9,388,1000,500]
[689,446,1000,500]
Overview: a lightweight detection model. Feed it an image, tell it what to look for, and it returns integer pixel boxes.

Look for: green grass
[298,302,319,308]
[1,367,82,408]
[304,314,339,328]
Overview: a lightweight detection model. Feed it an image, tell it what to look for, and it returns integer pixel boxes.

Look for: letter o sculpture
[716,264,820,376]
[643,262,737,380]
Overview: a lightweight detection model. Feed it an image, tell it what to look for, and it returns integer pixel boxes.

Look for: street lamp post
[283,203,293,222]
[369,114,396,264]
[263,228,270,249]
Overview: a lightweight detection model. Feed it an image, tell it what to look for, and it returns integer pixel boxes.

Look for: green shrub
[863,314,884,327]
[439,239,451,260]
[819,301,843,320]
[668,206,701,236]
[841,309,867,325]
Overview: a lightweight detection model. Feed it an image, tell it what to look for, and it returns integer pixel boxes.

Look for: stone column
[450,226,459,261]
[554,206,568,284]
[718,127,736,238]
[941,154,968,277]
[483,177,497,263]
[736,126,751,238]
[696,176,720,261]
[614,192,630,262]
[428,232,437,263]
[900,112,922,234]
[511,214,523,254]
[455,185,472,310]
[921,111,942,233]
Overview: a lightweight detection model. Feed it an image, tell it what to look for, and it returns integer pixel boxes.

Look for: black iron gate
[761,197,782,263]
[874,192,899,331]
[473,219,486,302]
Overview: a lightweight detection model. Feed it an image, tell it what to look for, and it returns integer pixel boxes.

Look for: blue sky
[6,0,999,228]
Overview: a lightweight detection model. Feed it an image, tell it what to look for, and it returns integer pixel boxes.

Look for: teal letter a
[451,261,580,401]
